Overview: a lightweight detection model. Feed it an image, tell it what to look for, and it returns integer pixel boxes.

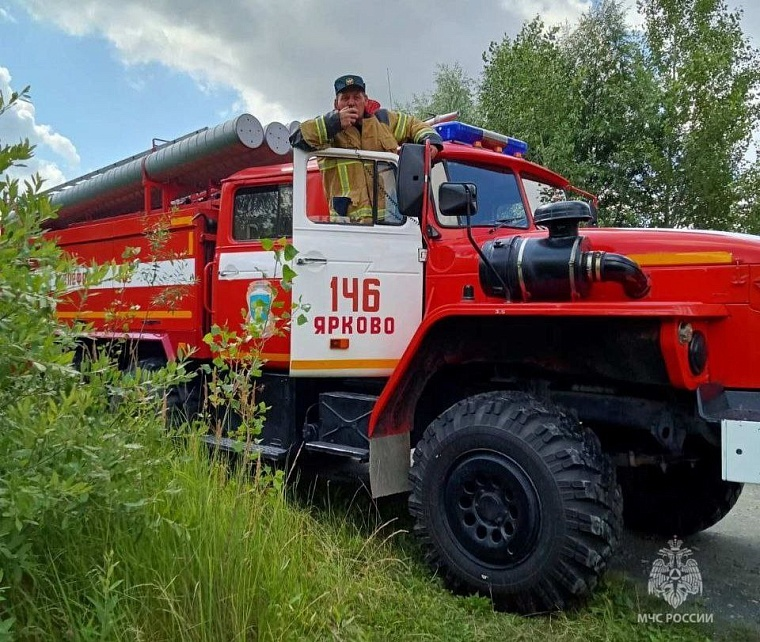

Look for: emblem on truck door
[247,280,276,338]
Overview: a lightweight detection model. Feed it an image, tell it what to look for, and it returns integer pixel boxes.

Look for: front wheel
[408,391,621,613]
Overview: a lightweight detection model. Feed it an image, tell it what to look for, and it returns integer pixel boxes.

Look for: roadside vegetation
[1,86,747,642]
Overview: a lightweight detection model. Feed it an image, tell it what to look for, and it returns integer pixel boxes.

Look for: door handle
[203,261,214,314]
[219,266,239,277]
[296,257,328,265]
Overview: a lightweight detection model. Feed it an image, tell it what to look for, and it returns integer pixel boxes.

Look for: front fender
[368,300,728,440]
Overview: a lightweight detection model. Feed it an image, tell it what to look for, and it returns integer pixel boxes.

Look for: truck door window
[521,175,568,214]
[433,161,528,229]
[377,161,402,225]
[308,155,401,226]
[233,184,293,240]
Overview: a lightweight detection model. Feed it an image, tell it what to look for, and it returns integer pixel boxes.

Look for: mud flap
[369,431,411,497]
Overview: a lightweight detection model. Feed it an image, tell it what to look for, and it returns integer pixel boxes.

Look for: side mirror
[396,144,425,219]
[439,182,478,217]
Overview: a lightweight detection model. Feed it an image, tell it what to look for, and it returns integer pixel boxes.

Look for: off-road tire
[408,391,622,614]
[618,460,742,537]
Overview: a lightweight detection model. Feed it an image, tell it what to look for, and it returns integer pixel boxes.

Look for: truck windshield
[432,161,529,229]
[521,174,570,215]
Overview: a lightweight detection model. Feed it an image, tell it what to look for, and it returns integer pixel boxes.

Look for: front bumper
[722,420,760,483]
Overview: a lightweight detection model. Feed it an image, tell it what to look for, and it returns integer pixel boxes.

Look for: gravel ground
[610,483,760,635]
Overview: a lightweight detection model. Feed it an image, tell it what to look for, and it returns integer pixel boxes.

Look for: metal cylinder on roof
[143,113,264,183]
[47,155,148,227]
[264,121,291,156]
[46,113,284,228]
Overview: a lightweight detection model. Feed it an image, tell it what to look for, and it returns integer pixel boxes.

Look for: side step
[304,440,369,462]
[201,435,289,460]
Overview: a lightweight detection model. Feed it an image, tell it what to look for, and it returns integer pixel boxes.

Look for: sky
[1,0,760,189]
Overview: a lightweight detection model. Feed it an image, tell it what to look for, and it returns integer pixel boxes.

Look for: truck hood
[581,227,760,266]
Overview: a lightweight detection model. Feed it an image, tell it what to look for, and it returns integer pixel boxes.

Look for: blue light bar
[435,121,483,145]
[433,121,529,157]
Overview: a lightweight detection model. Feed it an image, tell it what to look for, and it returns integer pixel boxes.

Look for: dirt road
[611,483,760,634]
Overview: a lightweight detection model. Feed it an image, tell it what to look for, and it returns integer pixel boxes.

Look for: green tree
[563,0,660,226]
[733,160,760,234]
[639,0,760,230]
[480,18,576,172]
[402,62,479,124]
[479,7,653,224]
[475,1,760,231]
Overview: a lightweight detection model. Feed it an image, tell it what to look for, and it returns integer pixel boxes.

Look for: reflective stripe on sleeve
[394,113,409,141]
[413,126,436,143]
[337,162,351,195]
[315,115,329,144]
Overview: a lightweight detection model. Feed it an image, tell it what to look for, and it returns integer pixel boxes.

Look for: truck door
[290,148,424,376]
[210,177,293,366]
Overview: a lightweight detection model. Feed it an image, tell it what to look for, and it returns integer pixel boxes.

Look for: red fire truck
[46,114,760,613]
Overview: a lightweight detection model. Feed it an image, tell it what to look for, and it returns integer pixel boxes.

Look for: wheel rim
[443,450,541,567]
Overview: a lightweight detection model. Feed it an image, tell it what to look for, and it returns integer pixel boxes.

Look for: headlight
[688,331,708,375]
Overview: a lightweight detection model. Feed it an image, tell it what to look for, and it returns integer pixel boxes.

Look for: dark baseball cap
[334,74,366,94]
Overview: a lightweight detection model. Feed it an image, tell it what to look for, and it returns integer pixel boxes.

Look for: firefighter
[290,74,443,224]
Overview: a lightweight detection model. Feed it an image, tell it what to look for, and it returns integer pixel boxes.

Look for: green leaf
[282,264,297,284]
[283,244,299,261]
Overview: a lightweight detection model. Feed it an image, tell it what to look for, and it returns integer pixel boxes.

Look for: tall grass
[7,438,394,640]
[4,436,727,642]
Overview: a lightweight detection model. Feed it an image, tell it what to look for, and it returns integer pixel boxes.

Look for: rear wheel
[618,460,742,537]
[408,391,621,613]
[129,357,201,428]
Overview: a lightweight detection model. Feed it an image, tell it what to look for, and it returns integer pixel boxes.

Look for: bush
[0,86,178,636]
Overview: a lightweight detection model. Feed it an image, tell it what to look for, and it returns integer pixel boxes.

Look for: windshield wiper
[489,216,526,232]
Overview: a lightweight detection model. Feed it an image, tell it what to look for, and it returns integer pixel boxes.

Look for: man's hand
[339,107,360,129]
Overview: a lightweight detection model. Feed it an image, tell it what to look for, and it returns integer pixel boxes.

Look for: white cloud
[13,0,760,123]
[506,0,592,26]
[732,1,760,48]
[0,6,15,22]
[33,159,67,187]
[16,0,594,125]
[618,0,646,32]
[0,66,79,187]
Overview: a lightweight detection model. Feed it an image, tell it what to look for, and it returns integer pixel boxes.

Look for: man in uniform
[290,74,443,223]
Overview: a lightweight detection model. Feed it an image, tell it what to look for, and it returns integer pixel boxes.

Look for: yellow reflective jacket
[290,108,442,223]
